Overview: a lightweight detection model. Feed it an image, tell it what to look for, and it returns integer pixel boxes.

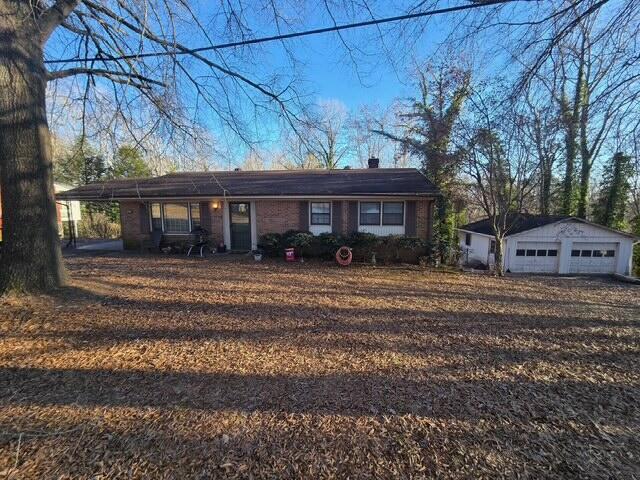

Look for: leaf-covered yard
[1,254,639,479]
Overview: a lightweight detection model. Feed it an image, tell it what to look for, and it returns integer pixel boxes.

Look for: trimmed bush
[344,232,376,262]
[288,232,313,257]
[258,233,282,257]
[299,233,345,259]
[259,231,431,264]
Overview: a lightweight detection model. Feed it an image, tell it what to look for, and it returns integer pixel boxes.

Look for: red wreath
[335,246,353,266]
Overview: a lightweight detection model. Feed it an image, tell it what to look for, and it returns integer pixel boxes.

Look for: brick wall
[120,201,147,249]
[255,200,304,237]
[337,201,351,235]
[209,201,224,246]
[416,199,433,241]
[120,197,436,250]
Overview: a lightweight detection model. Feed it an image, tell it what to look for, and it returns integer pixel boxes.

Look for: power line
[45,0,520,65]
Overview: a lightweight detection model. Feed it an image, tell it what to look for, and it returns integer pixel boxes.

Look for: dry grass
[1,253,639,479]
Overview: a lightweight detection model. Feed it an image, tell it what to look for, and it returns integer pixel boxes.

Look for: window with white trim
[163,203,190,233]
[360,202,381,225]
[382,202,404,225]
[190,203,201,229]
[310,202,331,225]
[149,202,201,233]
[150,203,162,231]
[359,201,405,226]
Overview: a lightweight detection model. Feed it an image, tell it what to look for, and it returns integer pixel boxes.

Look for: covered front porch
[121,199,258,252]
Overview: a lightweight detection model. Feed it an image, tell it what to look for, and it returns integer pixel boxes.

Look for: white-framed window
[360,202,381,225]
[382,202,404,225]
[190,203,201,229]
[150,203,162,231]
[163,203,190,233]
[149,202,201,234]
[310,202,331,225]
[359,201,405,226]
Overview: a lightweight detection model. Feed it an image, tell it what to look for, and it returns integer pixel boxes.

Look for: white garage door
[512,241,560,273]
[569,242,618,274]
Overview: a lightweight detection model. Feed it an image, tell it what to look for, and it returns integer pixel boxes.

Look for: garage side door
[512,242,560,273]
[569,242,618,274]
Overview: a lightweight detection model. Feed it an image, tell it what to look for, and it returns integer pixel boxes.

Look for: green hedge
[258,230,431,264]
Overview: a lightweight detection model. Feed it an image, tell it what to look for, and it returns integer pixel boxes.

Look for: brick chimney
[368,157,379,169]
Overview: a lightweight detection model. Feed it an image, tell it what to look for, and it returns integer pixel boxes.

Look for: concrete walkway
[75,239,124,251]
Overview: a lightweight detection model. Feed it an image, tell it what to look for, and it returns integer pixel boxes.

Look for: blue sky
[262,12,453,109]
[45,0,514,167]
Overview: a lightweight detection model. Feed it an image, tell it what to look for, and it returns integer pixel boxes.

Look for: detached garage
[458,214,638,276]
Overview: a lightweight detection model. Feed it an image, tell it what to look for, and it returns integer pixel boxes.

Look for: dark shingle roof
[459,214,570,236]
[56,168,439,201]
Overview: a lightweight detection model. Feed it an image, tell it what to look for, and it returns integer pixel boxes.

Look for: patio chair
[186,227,209,257]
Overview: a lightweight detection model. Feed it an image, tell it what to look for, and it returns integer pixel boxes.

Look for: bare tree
[464,1,640,218]
[239,150,267,171]
[461,88,539,276]
[278,128,322,170]
[520,97,561,216]
[0,0,401,292]
[304,100,351,169]
[350,104,394,168]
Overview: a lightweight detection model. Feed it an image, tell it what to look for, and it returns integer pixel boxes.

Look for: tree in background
[54,136,107,186]
[557,47,584,217]
[518,96,561,216]
[111,146,152,179]
[632,216,640,278]
[592,152,633,231]
[461,90,538,276]
[374,62,471,263]
[514,7,640,219]
[305,100,351,170]
[278,130,322,170]
[350,104,395,168]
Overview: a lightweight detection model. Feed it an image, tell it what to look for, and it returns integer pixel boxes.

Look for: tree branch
[47,68,166,88]
[38,0,81,43]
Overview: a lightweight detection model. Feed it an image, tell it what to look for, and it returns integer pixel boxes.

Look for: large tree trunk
[0,6,65,292]
[493,236,504,276]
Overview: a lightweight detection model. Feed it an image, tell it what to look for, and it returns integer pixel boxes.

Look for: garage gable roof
[459,214,639,240]
[459,214,569,236]
[56,168,440,201]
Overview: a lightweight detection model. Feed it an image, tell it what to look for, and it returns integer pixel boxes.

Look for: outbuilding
[458,214,638,276]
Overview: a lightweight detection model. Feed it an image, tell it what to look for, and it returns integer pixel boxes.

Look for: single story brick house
[458,214,638,275]
[58,164,439,251]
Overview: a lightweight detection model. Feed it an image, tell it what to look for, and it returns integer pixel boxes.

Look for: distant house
[57,160,440,251]
[0,183,81,241]
[458,214,638,275]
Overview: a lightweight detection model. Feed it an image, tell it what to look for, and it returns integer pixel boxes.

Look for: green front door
[230,202,251,251]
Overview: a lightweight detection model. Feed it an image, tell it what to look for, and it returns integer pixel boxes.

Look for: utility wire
[45,0,520,65]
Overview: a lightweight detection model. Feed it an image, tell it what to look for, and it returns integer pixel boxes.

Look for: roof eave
[56,192,440,201]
